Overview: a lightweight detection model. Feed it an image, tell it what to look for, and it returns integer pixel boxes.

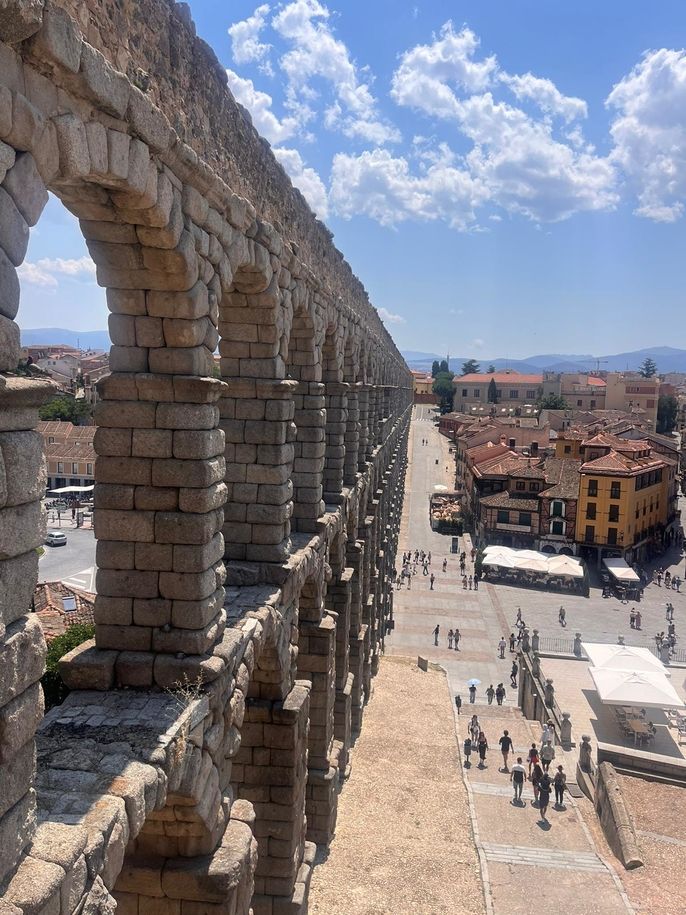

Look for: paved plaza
[386,405,635,915]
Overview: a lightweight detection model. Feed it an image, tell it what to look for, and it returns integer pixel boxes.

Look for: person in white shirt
[511,757,527,803]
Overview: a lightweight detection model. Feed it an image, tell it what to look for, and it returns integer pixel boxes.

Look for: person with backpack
[530,762,544,806]
[540,740,555,773]
[553,765,567,808]
[510,756,527,804]
[538,769,552,819]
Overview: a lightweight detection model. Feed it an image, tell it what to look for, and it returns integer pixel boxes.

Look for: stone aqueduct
[0,2,412,912]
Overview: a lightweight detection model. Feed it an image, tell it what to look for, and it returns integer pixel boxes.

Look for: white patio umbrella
[513,555,549,572]
[433,484,449,492]
[583,643,670,677]
[547,555,585,579]
[589,667,685,709]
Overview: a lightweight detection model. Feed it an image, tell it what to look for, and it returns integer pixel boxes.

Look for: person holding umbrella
[467,678,480,703]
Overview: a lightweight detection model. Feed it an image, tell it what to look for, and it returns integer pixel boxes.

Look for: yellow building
[604,372,659,431]
[411,370,437,404]
[575,433,675,565]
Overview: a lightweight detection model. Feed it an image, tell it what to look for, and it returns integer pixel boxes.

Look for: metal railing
[648,644,686,664]
[536,636,576,655]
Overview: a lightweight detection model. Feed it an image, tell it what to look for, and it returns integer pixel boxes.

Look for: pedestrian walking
[455,694,462,715]
[469,714,480,745]
[509,632,516,652]
[469,683,477,703]
[541,720,554,746]
[516,607,522,626]
[630,608,636,629]
[538,770,552,820]
[511,757,527,804]
[448,628,454,649]
[463,736,472,767]
[486,684,495,705]
[430,573,435,590]
[553,765,566,808]
[635,610,642,630]
[510,660,518,689]
[531,762,543,806]
[462,575,468,590]
[442,558,447,572]
[433,624,440,646]
[499,729,513,772]
[474,576,479,591]
[477,732,488,768]
[527,743,539,775]
[558,606,566,627]
[495,683,505,706]
[454,628,461,650]
[428,552,432,565]
[498,636,506,659]
[540,740,555,773]
[468,575,472,590]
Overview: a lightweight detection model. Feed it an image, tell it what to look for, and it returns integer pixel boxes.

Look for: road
[39,524,96,591]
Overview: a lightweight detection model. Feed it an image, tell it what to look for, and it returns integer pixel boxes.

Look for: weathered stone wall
[0,1,412,912]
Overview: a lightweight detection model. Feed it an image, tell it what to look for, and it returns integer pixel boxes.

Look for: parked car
[45,531,67,547]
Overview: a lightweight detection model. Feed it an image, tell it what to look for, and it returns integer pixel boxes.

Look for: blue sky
[17,1,686,359]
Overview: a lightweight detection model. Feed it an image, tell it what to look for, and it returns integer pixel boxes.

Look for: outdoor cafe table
[626,720,650,746]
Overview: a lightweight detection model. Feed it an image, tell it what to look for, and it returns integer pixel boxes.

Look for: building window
[48,436,55,444]
[87,463,93,475]
[518,512,532,526]
[585,525,595,543]
[647,399,655,408]
[607,528,618,545]
[608,504,619,522]
[496,389,502,398]
[515,481,526,491]
[586,503,596,520]
[577,399,583,407]
[588,479,598,497]
[590,400,596,408]
[462,389,468,397]
[551,501,564,517]
[473,389,480,397]
[57,462,64,473]
[529,482,539,492]
[610,481,621,499]
[497,510,509,524]
[510,390,519,399]
[526,390,536,400]
[551,520,564,535]
[72,462,78,474]
[564,445,571,454]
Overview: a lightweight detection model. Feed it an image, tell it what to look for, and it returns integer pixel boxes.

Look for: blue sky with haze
[17,1,686,359]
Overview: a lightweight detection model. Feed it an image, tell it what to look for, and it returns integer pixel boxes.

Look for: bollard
[573,632,582,658]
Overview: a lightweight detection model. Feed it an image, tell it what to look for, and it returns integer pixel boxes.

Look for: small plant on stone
[164,673,205,710]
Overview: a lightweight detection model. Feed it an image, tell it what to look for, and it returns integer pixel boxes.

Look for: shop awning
[602,558,640,582]
[48,485,95,494]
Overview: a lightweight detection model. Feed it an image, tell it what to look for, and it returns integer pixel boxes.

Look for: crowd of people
[462,715,566,821]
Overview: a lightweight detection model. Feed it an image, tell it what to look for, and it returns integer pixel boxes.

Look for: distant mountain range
[19,330,686,376]
[21,327,111,351]
[404,346,686,375]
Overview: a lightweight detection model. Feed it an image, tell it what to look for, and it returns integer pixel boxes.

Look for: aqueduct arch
[0,1,412,912]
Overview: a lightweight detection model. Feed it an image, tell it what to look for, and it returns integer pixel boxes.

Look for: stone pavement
[387,405,635,915]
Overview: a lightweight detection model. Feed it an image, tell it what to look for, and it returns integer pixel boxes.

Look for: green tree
[657,394,678,435]
[638,357,658,378]
[487,364,496,373]
[439,359,449,374]
[431,360,440,377]
[432,371,455,414]
[41,624,95,709]
[461,359,480,375]
[537,392,569,410]
[487,378,499,404]
[39,395,92,424]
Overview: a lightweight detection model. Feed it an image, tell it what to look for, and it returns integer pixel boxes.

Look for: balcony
[495,522,533,532]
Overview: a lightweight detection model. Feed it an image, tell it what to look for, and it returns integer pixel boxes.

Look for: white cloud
[607,48,686,222]
[273,147,329,217]
[228,4,273,73]
[226,69,299,143]
[391,23,497,118]
[500,72,587,122]
[390,24,616,223]
[378,307,405,324]
[272,0,399,144]
[18,257,96,287]
[329,147,485,229]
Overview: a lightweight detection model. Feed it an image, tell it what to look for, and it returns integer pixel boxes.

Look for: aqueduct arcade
[0,1,412,912]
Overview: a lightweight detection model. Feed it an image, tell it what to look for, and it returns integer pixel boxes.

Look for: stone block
[30,5,82,72]
[96,540,135,570]
[135,542,173,571]
[58,639,117,691]
[159,567,218,601]
[0,739,34,819]
[172,534,224,574]
[147,281,209,319]
[0,0,43,43]
[0,791,36,887]
[179,482,227,514]
[136,373,175,402]
[94,595,133,626]
[96,624,152,652]
[3,152,47,227]
[0,314,20,371]
[54,111,90,179]
[152,457,224,489]
[0,186,29,267]
[133,597,172,627]
[132,429,173,458]
[161,820,253,901]
[156,403,219,431]
[80,43,130,119]
[134,486,178,512]
[173,429,224,460]
[155,509,222,545]
[93,484,135,511]
[109,346,149,373]
[95,400,156,429]
[0,681,42,765]
[0,549,38,628]
[0,615,45,707]
[94,509,155,542]
[96,568,159,599]
[135,316,165,349]
[0,246,19,321]
[94,427,132,457]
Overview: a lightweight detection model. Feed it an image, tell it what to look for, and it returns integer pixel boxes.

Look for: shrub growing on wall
[42,624,95,710]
